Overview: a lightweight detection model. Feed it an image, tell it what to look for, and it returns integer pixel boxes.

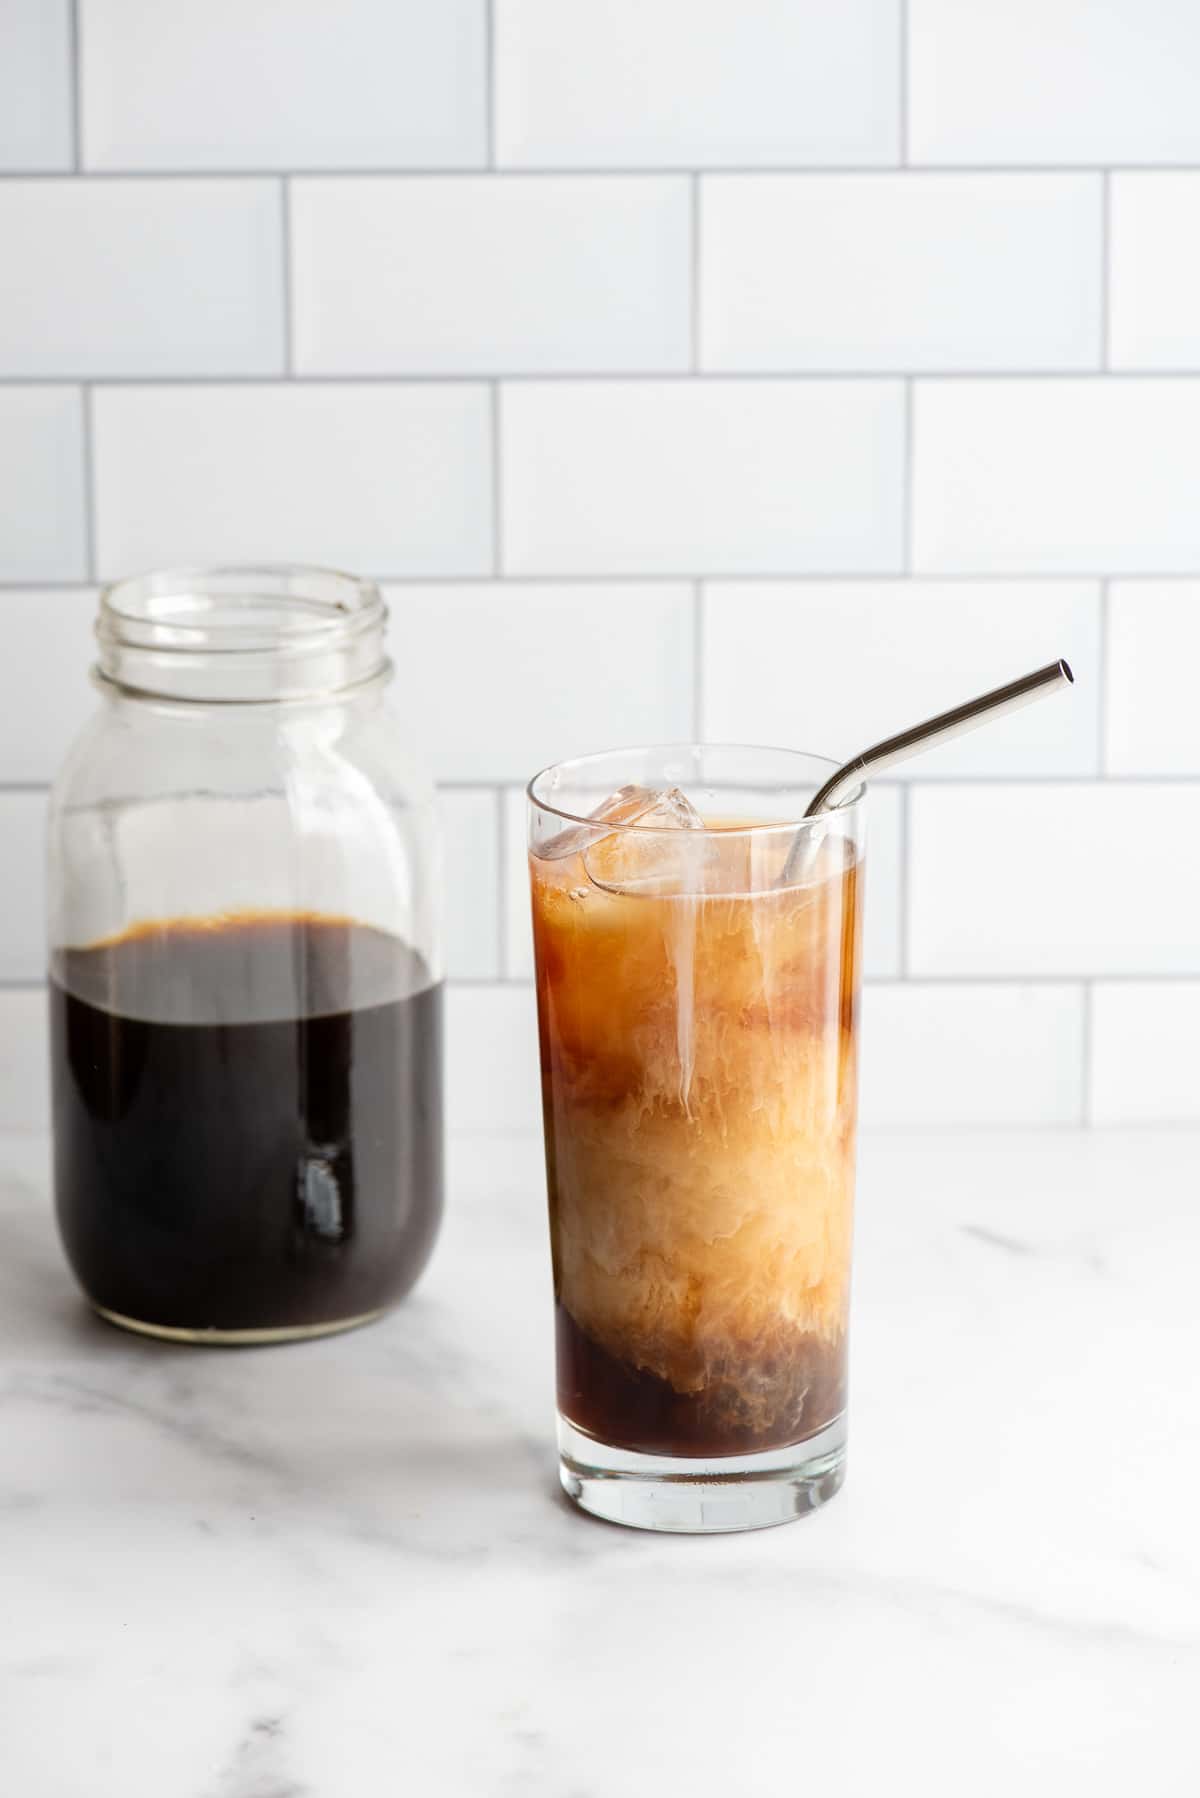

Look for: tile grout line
[8,771,1200,794]
[485,0,496,167]
[7,772,1200,794]
[490,382,503,575]
[80,384,96,582]
[1097,579,1110,774]
[9,369,1200,387]
[898,784,911,977]
[0,972,1182,993]
[10,163,1200,179]
[494,787,508,977]
[67,0,83,170]
[7,571,1200,590]
[11,571,1200,593]
[1100,170,1112,369]
[898,0,909,166]
[279,177,293,376]
[902,378,915,572]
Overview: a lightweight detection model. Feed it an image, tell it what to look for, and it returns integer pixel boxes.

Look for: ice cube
[638,787,704,832]
[537,784,698,861]
[582,786,709,895]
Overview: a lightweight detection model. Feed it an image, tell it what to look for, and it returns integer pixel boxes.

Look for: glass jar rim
[99,563,385,654]
[95,564,389,704]
[527,742,865,833]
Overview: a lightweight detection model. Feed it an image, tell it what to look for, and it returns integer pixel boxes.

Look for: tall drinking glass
[528,746,864,1533]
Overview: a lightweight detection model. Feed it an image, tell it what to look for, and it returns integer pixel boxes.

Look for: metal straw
[781,658,1074,884]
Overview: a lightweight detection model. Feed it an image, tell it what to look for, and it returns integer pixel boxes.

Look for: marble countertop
[2,1127,1197,1795]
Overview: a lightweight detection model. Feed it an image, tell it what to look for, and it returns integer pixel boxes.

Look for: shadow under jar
[47,566,443,1344]
[528,746,864,1532]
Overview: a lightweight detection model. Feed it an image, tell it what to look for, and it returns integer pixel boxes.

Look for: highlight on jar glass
[47,565,444,1345]
[528,745,864,1533]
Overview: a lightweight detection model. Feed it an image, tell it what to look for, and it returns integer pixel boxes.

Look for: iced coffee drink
[528,747,864,1532]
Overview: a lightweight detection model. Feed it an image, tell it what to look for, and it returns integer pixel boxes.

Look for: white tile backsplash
[503,788,534,980]
[913,381,1200,575]
[909,784,1200,977]
[860,983,1085,1127]
[0,590,98,783]
[701,175,1102,373]
[0,388,86,582]
[438,789,500,980]
[502,381,904,575]
[860,785,904,979]
[4,3,1200,1132]
[703,581,1100,776]
[496,0,900,169]
[1109,176,1200,372]
[292,177,690,375]
[446,984,541,1133]
[0,0,72,170]
[1090,983,1200,1125]
[80,0,486,170]
[0,793,47,982]
[0,991,50,1134]
[387,582,694,782]
[0,180,284,378]
[93,384,492,578]
[908,0,1200,166]
[1106,584,1200,775]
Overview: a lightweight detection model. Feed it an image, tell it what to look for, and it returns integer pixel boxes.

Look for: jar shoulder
[47,697,442,969]
[49,695,434,815]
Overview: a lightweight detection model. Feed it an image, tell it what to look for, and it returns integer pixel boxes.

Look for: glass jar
[47,565,443,1344]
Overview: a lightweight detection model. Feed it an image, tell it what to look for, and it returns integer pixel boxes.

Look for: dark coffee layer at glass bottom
[50,915,443,1336]
[555,1303,846,1459]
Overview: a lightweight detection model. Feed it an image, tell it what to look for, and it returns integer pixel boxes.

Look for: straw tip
[1058,658,1075,685]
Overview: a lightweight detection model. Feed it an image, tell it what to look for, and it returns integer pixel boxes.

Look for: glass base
[558,1413,846,1534]
[92,1303,388,1346]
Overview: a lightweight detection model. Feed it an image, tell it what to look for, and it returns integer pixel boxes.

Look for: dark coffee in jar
[50,912,442,1341]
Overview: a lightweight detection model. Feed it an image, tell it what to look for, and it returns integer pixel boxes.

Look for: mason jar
[47,565,443,1344]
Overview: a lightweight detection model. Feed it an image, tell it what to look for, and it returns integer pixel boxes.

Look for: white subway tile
[0,388,86,582]
[1110,175,1200,371]
[438,789,499,980]
[909,784,1200,977]
[861,785,903,979]
[81,0,485,170]
[0,0,72,169]
[704,580,1099,776]
[909,0,1200,165]
[93,385,491,578]
[0,590,98,784]
[1106,583,1200,775]
[496,0,899,169]
[503,788,534,979]
[702,175,1101,373]
[502,381,904,577]
[913,381,1200,575]
[1090,983,1200,1125]
[446,983,541,1133]
[504,783,902,979]
[0,180,283,377]
[387,582,693,782]
[0,990,50,1134]
[293,176,690,376]
[0,793,47,982]
[860,983,1084,1127]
